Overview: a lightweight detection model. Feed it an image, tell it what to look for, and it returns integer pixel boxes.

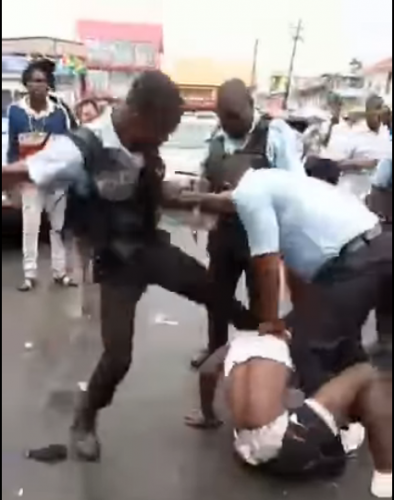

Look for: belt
[340,224,382,256]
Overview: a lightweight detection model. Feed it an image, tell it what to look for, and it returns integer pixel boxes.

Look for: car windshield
[165,119,217,149]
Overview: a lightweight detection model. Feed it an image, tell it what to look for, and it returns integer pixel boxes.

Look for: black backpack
[64,127,106,245]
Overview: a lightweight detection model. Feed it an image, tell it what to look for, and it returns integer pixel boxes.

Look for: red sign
[77,20,163,71]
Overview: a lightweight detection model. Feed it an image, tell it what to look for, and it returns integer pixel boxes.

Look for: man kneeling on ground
[185,333,392,498]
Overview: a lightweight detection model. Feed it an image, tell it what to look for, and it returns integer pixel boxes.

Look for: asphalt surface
[2,226,378,500]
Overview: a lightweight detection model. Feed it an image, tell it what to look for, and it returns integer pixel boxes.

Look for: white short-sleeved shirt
[232,169,379,281]
[372,157,392,189]
[343,122,392,162]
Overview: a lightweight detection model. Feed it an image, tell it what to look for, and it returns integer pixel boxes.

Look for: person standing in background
[7,58,76,291]
[337,95,392,199]
[76,98,101,126]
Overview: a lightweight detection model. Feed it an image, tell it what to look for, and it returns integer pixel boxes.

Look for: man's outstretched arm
[161,183,235,215]
[185,346,229,429]
[3,136,86,191]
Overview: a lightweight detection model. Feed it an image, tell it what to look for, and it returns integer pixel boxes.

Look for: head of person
[22,59,55,105]
[114,70,184,152]
[365,94,384,132]
[77,98,100,124]
[216,79,254,140]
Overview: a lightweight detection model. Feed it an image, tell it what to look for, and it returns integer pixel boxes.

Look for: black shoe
[70,408,101,462]
[190,349,211,370]
[18,278,37,292]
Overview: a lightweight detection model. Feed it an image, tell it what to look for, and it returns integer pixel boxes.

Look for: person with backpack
[191,79,305,369]
[3,70,260,462]
[7,58,77,291]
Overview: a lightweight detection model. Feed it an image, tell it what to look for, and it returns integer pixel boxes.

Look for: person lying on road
[185,333,392,499]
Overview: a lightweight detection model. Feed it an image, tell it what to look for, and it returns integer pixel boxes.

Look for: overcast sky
[2,0,392,83]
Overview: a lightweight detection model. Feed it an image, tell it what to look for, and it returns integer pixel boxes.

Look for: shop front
[76,20,163,97]
[2,37,87,109]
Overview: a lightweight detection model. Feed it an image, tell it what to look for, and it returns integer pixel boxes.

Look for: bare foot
[184,410,223,430]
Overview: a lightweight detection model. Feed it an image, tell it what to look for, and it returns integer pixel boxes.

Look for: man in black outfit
[3,71,258,461]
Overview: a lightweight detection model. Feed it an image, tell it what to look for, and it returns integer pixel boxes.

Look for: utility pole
[250,38,259,90]
[282,19,304,110]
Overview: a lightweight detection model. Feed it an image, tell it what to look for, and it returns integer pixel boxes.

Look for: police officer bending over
[192,79,305,368]
[3,71,259,462]
[176,163,392,396]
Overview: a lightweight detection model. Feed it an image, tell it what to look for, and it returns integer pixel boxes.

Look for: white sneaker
[340,423,366,454]
[371,471,392,498]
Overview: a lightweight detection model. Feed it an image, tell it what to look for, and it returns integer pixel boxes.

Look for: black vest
[203,117,271,256]
[66,128,164,283]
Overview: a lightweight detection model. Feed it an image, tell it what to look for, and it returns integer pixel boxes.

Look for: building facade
[76,20,163,97]
[162,57,253,110]
[293,73,365,112]
[364,58,392,105]
[2,37,87,108]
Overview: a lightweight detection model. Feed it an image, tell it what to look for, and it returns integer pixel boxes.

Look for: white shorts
[234,400,339,466]
[225,334,338,466]
[224,334,293,378]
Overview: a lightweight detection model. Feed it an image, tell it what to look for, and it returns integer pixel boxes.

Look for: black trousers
[290,230,392,397]
[86,236,259,412]
[206,222,260,352]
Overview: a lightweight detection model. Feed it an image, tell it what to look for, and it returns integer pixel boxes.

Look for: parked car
[160,113,218,231]
[161,113,217,179]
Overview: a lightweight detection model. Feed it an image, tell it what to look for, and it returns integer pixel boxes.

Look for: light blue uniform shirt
[26,109,142,195]
[372,157,392,189]
[232,169,379,281]
[212,115,305,175]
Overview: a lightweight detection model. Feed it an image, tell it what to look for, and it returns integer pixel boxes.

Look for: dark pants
[206,222,260,352]
[86,237,258,412]
[305,157,341,185]
[290,230,392,397]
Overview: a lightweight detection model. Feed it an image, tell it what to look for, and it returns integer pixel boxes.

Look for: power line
[282,19,304,110]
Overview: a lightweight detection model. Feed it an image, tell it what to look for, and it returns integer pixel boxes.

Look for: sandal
[18,278,37,292]
[53,275,78,288]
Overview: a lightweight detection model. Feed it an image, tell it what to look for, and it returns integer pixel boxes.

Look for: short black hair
[22,58,56,90]
[366,94,384,111]
[126,70,184,127]
[217,79,254,107]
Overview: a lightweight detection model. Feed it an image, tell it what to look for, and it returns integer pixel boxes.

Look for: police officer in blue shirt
[178,164,392,395]
[192,79,305,368]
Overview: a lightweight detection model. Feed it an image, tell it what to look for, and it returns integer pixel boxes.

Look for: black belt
[340,224,382,257]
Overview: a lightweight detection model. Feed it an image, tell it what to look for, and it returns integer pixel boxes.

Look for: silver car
[161,114,217,179]
[161,114,218,231]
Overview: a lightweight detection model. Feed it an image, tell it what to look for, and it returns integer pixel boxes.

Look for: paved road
[2,227,377,500]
